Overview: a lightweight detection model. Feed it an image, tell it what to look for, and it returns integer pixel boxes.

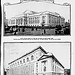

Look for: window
[23,59,25,63]
[24,17,27,24]
[44,66,46,71]
[11,20,15,24]
[42,60,47,72]
[21,18,23,25]
[52,59,54,71]
[18,62,19,65]
[55,65,56,72]
[36,63,38,67]
[36,63,38,72]
[27,57,29,62]
[42,16,46,19]
[42,16,46,24]
[31,55,34,60]
[20,60,22,64]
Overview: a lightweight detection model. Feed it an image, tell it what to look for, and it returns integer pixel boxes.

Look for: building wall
[26,14,65,27]
[8,48,45,75]
[8,12,65,27]
[27,14,41,26]
[38,58,52,73]
[60,18,65,26]
[51,58,64,74]
[16,17,24,26]
[8,62,35,75]
[8,18,16,26]
[41,14,49,26]
[34,58,64,75]
[9,49,45,68]
[7,51,64,75]
[48,15,64,27]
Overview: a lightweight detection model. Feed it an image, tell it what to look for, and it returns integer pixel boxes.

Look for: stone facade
[8,11,65,27]
[6,46,64,75]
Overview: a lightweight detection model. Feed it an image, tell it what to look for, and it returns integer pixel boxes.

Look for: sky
[2,0,71,22]
[4,42,70,69]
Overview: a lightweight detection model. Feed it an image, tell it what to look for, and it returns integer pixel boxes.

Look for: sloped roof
[38,53,64,68]
[8,46,47,64]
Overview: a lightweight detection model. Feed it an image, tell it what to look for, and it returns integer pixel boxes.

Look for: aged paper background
[1,0,75,75]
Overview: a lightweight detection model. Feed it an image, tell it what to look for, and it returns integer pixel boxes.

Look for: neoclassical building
[8,11,65,27]
[6,46,64,75]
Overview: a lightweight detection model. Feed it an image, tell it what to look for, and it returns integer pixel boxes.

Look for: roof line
[52,54,64,68]
[38,54,64,68]
[8,46,47,64]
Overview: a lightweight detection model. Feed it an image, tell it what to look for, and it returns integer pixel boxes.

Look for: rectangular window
[42,60,47,72]
[44,66,46,71]
[23,59,25,63]
[36,63,38,73]
[52,59,54,71]
[36,63,38,67]
[31,55,34,60]
[18,62,19,65]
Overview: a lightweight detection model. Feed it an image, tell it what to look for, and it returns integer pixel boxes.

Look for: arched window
[23,59,25,63]
[27,57,29,62]
[31,55,34,60]
[20,60,22,64]
[18,62,19,65]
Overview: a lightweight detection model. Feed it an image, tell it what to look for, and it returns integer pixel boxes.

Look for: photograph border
[3,2,71,36]
[3,42,71,75]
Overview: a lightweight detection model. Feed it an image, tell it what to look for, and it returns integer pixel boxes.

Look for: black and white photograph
[4,42,71,75]
[3,0,71,36]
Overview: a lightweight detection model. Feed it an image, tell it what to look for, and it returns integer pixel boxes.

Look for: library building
[6,46,64,75]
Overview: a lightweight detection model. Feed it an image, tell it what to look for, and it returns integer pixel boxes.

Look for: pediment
[38,55,49,61]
